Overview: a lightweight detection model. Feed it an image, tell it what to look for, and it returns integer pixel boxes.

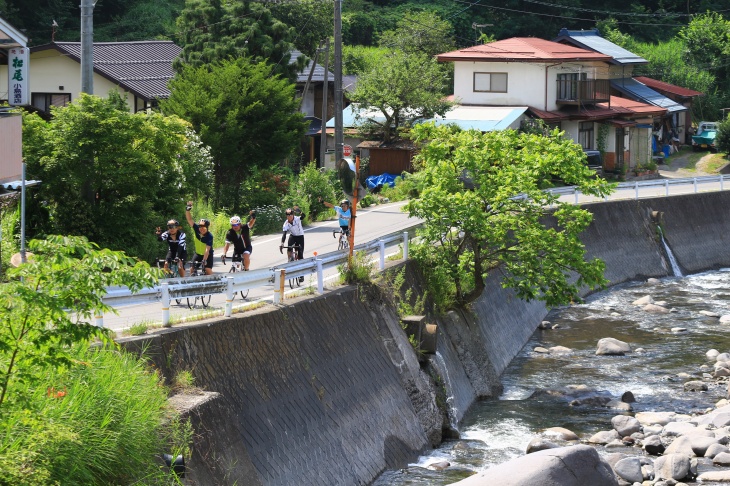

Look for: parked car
[692,121,719,152]
[583,149,604,176]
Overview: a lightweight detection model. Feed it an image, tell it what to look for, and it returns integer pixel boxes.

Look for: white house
[436,37,668,173]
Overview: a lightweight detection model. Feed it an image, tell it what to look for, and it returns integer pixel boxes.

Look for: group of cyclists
[155,198,352,278]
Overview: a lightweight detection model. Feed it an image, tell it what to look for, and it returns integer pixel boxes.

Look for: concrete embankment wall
[119,191,730,486]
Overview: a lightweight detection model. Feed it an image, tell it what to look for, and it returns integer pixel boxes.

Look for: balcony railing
[556,79,610,104]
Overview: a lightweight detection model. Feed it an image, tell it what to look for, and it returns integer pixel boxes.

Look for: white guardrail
[100,225,418,327]
[100,174,730,327]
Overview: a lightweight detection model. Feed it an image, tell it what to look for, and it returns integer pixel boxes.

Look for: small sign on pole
[8,48,29,106]
[343,144,353,157]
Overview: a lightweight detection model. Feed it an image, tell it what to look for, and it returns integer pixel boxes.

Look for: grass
[703,152,729,173]
[128,321,150,336]
[0,344,190,485]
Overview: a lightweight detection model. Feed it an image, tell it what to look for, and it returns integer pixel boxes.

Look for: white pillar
[402,231,409,260]
[225,276,234,317]
[161,282,170,327]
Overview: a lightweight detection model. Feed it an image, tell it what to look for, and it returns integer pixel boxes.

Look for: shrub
[717,115,730,155]
[359,194,377,208]
[379,171,421,201]
[338,251,374,285]
[286,162,337,221]
[250,204,283,235]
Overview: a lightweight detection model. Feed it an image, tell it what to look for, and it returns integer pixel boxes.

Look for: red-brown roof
[528,95,665,123]
[633,77,703,98]
[598,96,667,117]
[437,38,612,63]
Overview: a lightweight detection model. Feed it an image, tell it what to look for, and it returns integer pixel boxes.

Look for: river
[374,269,730,485]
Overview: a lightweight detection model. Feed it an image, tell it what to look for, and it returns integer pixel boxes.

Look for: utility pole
[333,0,343,163]
[320,38,330,168]
[80,0,94,94]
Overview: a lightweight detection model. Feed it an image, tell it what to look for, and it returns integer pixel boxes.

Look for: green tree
[269,0,333,57]
[378,10,455,57]
[715,114,730,155]
[161,58,308,211]
[23,93,211,261]
[94,0,184,41]
[174,0,301,81]
[0,235,156,409]
[349,51,453,143]
[406,123,614,311]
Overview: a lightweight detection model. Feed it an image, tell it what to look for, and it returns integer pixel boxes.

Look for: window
[579,122,594,149]
[557,72,587,100]
[31,93,70,112]
[474,72,507,93]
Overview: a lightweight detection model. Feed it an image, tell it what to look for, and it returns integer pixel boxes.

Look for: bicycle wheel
[187,296,197,309]
[170,263,182,305]
[200,294,211,308]
[338,237,347,251]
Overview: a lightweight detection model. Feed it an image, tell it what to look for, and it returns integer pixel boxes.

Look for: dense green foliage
[161,58,307,212]
[406,123,614,310]
[22,93,213,262]
[716,115,730,155]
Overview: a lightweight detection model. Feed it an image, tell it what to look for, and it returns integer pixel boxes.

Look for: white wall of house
[0,114,22,182]
[452,60,609,111]
[1,50,139,113]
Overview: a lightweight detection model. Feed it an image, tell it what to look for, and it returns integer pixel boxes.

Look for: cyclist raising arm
[155,219,187,277]
[279,206,305,262]
[185,200,214,276]
[222,210,256,270]
[320,197,351,237]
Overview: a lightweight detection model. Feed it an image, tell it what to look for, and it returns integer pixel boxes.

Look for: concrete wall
[120,191,730,485]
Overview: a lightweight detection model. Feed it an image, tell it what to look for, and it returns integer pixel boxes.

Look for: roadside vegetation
[0,236,190,484]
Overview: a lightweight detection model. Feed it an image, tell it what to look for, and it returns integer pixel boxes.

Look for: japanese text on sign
[8,48,29,106]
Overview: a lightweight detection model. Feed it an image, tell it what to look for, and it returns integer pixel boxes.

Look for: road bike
[333,228,350,251]
[186,260,212,309]
[281,244,303,289]
[223,255,249,300]
[156,257,183,305]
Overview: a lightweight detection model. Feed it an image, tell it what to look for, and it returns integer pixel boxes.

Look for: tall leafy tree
[269,0,333,57]
[349,51,453,143]
[406,123,614,311]
[174,0,300,81]
[161,57,308,211]
[378,10,455,57]
[23,93,211,261]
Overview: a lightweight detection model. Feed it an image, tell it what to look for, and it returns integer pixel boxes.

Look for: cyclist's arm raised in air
[184,200,194,227]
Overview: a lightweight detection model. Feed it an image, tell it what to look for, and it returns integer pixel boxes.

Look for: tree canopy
[406,123,614,311]
[161,57,308,211]
[23,93,212,261]
[173,0,301,81]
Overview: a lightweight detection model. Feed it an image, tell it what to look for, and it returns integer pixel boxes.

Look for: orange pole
[349,155,359,259]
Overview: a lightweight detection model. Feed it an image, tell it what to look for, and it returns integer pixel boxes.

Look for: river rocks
[548,346,572,354]
[621,391,636,403]
[613,456,644,484]
[633,295,654,305]
[453,445,618,486]
[525,437,559,454]
[636,411,676,426]
[671,327,687,333]
[543,427,579,441]
[597,338,631,355]
[642,435,665,455]
[612,415,641,437]
[537,321,552,330]
[708,349,721,359]
[720,315,730,324]
[427,460,450,470]
[718,352,730,362]
[698,470,730,481]
[588,429,620,445]
[714,452,730,466]
[705,443,729,458]
[683,380,708,391]
[663,421,696,437]
[533,346,549,353]
[654,453,692,481]
[700,310,721,317]
[644,303,670,313]
[690,435,719,456]
[664,436,694,457]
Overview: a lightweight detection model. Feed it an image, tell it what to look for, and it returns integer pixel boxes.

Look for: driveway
[657,149,716,178]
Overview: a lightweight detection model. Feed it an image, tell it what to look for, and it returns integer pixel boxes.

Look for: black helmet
[167,219,180,227]
[199,218,210,228]
[340,199,349,206]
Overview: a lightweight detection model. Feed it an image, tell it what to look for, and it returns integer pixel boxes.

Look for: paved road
[104,200,416,333]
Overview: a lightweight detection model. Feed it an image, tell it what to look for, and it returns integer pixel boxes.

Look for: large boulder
[596,338,631,356]
[611,415,641,437]
[612,456,644,484]
[451,445,618,486]
[654,453,691,481]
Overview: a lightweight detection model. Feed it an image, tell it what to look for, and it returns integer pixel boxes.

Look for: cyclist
[185,201,214,276]
[222,210,256,270]
[155,219,187,277]
[280,206,305,281]
[320,197,351,238]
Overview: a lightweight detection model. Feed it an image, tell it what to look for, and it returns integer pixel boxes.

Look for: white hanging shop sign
[8,47,29,106]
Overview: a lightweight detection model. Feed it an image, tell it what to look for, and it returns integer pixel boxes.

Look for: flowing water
[374,269,730,485]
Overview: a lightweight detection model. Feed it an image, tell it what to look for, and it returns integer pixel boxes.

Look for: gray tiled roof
[34,41,181,100]
[291,49,334,84]
[554,28,647,65]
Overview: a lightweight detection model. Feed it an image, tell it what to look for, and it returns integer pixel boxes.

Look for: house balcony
[556,79,610,105]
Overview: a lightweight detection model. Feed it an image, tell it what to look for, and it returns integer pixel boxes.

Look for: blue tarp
[366,173,400,190]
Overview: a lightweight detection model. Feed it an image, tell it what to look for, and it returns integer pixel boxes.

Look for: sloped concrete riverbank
[118,191,730,485]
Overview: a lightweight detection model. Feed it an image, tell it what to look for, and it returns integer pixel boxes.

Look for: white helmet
[230,216,241,225]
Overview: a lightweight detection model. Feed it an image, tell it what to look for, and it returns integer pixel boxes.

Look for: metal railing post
[95,314,103,327]
[634,181,639,200]
[225,276,234,317]
[161,282,171,327]
[379,239,385,270]
[402,231,409,260]
[273,269,285,304]
[574,188,579,205]
[722,175,725,191]
[316,257,324,294]
[665,179,669,197]
[694,178,698,193]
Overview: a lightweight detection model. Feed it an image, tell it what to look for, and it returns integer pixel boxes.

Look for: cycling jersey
[334,207,351,228]
[225,226,252,255]
[282,215,304,236]
[158,230,187,261]
[192,222,214,256]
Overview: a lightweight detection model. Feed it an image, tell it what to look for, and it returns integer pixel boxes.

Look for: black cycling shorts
[192,251,214,269]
